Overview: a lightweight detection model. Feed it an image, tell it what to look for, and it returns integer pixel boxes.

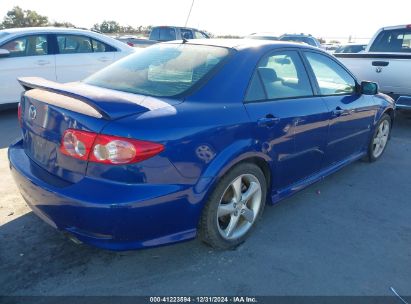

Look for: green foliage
[52,21,76,28]
[92,21,152,35]
[92,20,120,33]
[2,6,48,28]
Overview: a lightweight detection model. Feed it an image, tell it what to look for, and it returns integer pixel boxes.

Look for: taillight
[126,42,134,47]
[60,129,164,165]
[17,103,22,126]
[61,129,97,161]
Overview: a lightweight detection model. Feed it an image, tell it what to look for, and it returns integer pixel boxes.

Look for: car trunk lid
[18,77,180,183]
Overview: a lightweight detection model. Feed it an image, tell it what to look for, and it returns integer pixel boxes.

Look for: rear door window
[91,39,116,52]
[57,35,115,54]
[370,28,411,52]
[57,35,92,54]
[1,35,49,57]
[245,50,313,101]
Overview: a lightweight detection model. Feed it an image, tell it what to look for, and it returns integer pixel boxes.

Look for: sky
[0,0,410,41]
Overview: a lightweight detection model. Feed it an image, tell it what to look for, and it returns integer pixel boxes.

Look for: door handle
[332,106,351,117]
[36,60,50,66]
[257,114,280,127]
[372,61,389,67]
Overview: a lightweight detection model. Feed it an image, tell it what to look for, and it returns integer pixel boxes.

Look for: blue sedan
[9,39,395,250]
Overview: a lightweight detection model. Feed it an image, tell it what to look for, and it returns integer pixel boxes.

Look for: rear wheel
[367,114,391,162]
[199,163,267,249]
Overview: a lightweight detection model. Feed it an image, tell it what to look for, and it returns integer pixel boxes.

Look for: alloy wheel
[372,120,390,158]
[216,174,262,240]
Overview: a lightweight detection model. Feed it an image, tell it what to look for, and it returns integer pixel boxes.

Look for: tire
[198,163,267,249]
[366,113,391,162]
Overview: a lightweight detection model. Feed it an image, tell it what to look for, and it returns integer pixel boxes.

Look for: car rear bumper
[8,140,208,250]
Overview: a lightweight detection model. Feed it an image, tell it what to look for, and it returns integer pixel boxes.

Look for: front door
[303,51,375,167]
[0,34,56,104]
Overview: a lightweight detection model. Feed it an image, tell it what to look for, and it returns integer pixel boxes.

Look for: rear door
[53,34,116,82]
[0,34,56,104]
[303,51,375,167]
[244,49,329,190]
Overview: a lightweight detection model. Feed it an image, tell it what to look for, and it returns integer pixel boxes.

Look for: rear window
[370,28,411,52]
[159,28,176,41]
[84,43,231,97]
[335,44,366,53]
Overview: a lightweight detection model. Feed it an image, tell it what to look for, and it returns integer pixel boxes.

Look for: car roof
[164,38,319,51]
[380,24,411,31]
[152,26,201,31]
[0,27,99,35]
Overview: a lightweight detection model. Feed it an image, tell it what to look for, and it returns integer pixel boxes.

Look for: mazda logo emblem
[28,105,37,120]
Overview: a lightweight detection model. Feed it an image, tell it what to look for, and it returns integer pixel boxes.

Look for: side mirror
[361,81,378,95]
[0,48,10,58]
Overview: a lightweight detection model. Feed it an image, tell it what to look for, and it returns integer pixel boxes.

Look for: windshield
[85,43,230,97]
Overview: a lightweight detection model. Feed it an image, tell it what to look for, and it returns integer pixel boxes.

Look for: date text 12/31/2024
[149,297,258,303]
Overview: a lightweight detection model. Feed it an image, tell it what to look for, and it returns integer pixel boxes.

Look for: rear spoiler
[18,77,110,119]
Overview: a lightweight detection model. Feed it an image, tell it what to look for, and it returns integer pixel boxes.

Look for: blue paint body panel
[8,41,395,250]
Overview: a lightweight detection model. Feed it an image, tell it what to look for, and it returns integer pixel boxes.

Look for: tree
[52,21,75,28]
[93,20,120,33]
[2,6,48,28]
[317,37,326,44]
[329,40,340,44]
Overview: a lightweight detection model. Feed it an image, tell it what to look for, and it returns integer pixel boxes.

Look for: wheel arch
[200,152,275,209]
[383,108,395,125]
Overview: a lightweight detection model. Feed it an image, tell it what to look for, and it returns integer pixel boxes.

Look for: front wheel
[198,163,267,249]
[367,113,391,162]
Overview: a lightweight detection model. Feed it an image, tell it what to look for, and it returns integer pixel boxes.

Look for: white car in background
[0,27,134,107]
